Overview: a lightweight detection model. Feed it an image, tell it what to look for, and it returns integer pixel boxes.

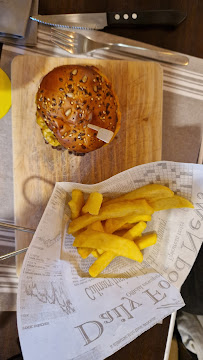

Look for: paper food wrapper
[17,161,203,360]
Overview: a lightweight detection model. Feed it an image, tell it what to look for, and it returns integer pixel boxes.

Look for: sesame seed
[82,75,87,83]
[65,109,72,117]
[66,92,74,98]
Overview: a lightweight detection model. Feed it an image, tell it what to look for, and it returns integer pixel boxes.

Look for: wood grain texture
[11,55,162,274]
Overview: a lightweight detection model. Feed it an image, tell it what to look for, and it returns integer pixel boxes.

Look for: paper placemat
[17,161,203,360]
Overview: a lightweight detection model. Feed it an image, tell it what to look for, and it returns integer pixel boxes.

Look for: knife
[30,10,187,30]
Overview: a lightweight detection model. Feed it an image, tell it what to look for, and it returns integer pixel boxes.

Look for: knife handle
[107,10,187,27]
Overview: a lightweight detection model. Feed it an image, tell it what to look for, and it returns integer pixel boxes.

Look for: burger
[36,65,121,154]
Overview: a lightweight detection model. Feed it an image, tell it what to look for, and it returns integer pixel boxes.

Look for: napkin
[0,0,32,38]
[0,0,38,46]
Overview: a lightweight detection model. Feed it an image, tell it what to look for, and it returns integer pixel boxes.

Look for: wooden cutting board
[11,55,163,274]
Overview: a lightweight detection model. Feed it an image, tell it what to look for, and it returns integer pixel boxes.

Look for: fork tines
[51,28,76,54]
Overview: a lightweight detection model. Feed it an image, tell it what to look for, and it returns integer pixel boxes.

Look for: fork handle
[0,247,28,261]
[107,43,189,66]
[107,10,186,27]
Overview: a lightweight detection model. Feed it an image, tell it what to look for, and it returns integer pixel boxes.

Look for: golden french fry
[118,223,134,230]
[88,226,153,277]
[97,248,104,255]
[89,251,116,277]
[68,200,154,234]
[102,184,174,206]
[73,230,143,262]
[88,221,104,232]
[82,192,103,215]
[88,224,147,277]
[88,222,105,255]
[88,232,157,277]
[122,221,147,240]
[135,233,157,250]
[104,214,151,234]
[91,249,100,258]
[77,247,92,259]
[113,229,129,237]
[68,189,84,220]
[149,195,194,211]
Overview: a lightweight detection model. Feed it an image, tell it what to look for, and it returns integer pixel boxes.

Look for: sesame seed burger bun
[36,65,121,153]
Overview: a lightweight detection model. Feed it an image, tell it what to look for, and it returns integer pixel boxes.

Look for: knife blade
[30,10,187,30]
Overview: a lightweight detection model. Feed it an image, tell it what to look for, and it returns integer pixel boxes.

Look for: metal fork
[51,28,189,66]
[0,222,35,261]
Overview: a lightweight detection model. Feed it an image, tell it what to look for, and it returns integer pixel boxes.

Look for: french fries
[89,251,116,277]
[149,195,194,211]
[68,189,84,220]
[67,184,194,277]
[68,200,154,234]
[88,221,104,232]
[118,224,134,230]
[122,221,147,240]
[73,229,143,262]
[88,223,147,277]
[82,192,103,215]
[87,221,104,257]
[77,247,92,259]
[102,184,174,206]
[88,225,154,277]
[91,249,100,258]
[104,214,151,234]
[135,233,157,250]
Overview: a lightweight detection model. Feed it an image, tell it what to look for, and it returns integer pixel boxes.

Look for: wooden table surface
[0,0,202,359]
